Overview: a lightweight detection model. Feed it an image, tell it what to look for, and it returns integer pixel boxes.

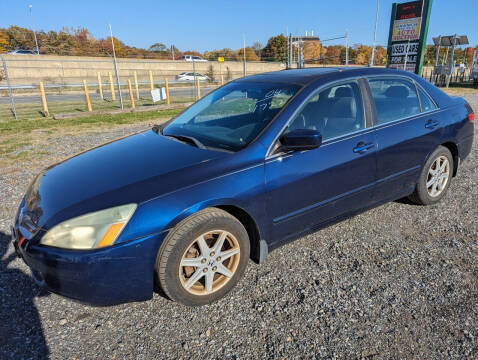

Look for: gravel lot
[1,94,477,360]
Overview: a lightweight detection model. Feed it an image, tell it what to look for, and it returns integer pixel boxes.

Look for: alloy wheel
[179,230,241,295]
[426,155,450,197]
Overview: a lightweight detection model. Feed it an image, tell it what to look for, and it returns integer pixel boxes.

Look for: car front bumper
[12,228,167,306]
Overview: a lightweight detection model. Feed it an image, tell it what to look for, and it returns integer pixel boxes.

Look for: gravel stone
[0,95,477,359]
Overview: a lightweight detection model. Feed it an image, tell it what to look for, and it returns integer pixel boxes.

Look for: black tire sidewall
[157,210,250,306]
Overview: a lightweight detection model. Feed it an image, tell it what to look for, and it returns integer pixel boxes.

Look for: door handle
[425,119,439,129]
[353,142,375,153]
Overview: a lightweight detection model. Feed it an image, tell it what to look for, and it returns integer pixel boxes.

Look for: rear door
[366,76,441,201]
[265,79,377,243]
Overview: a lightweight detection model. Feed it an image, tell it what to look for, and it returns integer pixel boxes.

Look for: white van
[181,55,207,62]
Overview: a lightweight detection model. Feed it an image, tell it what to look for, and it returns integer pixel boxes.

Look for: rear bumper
[13,230,167,306]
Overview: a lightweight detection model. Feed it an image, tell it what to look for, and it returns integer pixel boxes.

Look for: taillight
[465,102,474,123]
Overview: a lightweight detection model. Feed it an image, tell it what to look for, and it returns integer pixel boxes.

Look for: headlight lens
[40,204,137,249]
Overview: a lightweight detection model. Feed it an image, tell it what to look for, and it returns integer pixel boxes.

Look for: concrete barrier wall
[1,55,285,86]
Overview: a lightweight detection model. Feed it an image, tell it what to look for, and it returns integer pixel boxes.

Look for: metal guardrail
[0,79,218,91]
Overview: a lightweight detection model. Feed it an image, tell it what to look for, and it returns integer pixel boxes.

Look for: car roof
[235,67,416,86]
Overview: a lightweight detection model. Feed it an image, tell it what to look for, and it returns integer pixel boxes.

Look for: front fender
[118,161,267,246]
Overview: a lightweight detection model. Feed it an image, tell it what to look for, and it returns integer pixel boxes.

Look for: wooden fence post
[149,70,154,90]
[39,81,49,117]
[83,80,92,112]
[127,79,135,109]
[164,78,170,105]
[97,72,104,100]
[108,72,116,100]
[133,71,140,100]
[196,77,201,99]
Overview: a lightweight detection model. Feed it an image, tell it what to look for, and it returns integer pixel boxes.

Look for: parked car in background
[7,49,37,55]
[181,55,207,62]
[12,67,474,307]
[176,72,209,82]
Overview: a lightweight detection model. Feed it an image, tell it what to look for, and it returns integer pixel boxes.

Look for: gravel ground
[1,95,477,360]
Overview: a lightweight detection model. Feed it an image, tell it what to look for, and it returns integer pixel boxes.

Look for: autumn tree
[303,41,321,63]
[323,45,342,64]
[465,47,474,65]
[355,45,372,65]
[262,34,286,62]
[373,46,387,65]
[0,30,9,53]
[204,48,236,61]
[235,47,259,61]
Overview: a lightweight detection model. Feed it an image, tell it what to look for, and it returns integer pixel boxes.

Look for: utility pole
[446,34,457,88]
[109,23,123,110]
[242,34,247,76]
[345,30,349,66]
[193,59,197,100]
[369,0,380,67]
[28,5,40,54]
[171,45,175,60]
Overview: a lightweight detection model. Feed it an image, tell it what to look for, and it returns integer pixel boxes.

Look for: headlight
[40,204,137,249]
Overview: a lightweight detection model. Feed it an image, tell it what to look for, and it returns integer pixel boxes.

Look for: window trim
[265,76,368,159]
[415,82,438,112]
[365,75,440,128]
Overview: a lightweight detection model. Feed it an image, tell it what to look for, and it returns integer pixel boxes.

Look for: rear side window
[417,86,437,112]
[368,78,420,124]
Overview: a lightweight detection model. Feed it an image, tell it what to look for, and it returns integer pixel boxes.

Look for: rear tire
[155,208,250,306]
[408,146,453,205]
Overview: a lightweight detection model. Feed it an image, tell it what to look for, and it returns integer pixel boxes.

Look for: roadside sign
[151,87,166,103]
[386,0,433,75]
[217,57,225,63]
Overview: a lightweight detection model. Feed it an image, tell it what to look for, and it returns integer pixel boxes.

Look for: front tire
[408,146,453,205]
[156,208,250,306]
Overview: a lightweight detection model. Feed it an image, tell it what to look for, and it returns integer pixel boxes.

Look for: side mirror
[280,129,322,151]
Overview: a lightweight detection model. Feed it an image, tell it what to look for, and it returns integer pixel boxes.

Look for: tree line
[0,26,476,66]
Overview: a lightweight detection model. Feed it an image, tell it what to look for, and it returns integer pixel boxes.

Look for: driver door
[265,80,377,244]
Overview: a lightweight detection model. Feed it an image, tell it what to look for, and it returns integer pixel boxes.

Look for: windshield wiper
[163,134,206,149]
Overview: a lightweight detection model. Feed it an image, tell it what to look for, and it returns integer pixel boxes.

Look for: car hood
[23,130,228,229]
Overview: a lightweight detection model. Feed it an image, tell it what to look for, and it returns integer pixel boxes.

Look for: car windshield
[163,81,300,151]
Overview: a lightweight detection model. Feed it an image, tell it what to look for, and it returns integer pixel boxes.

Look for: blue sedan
[12,68,474,306]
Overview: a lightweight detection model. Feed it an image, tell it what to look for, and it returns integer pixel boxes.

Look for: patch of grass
[0,97,194,123]
[0,108,184,136]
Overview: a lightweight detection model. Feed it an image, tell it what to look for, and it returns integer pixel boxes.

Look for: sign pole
[416,0,434,76]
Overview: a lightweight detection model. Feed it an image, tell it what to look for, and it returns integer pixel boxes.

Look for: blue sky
[1,0,477,52]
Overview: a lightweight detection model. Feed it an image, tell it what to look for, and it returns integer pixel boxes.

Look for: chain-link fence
[0,55,284,121]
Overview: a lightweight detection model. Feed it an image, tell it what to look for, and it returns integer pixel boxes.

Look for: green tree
[261,34,286,62]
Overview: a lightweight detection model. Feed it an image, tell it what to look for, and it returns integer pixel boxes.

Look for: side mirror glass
[280,129,322,152]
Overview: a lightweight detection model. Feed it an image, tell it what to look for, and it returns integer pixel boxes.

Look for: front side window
[368,78,420,124]
[286,81,365,141]
[163,81,300,151]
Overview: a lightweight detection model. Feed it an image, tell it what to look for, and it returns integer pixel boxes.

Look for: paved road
[0,86,217,104]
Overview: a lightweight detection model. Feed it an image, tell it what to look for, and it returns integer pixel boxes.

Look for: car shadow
[0,231,50,359]
[394,197,420,206]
